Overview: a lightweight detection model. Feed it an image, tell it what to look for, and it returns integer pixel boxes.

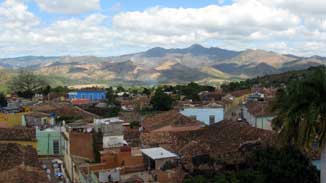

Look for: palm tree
[272,67,326,182]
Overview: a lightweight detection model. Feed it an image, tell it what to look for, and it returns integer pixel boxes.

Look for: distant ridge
[0,44,325,86]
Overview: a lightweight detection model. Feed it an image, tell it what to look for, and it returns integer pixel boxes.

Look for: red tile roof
[230,89,251,97]
[0,165,50,183]
[245,101,274,117]
[0,128,36,141]
[178,120,274,162]
[0,143,40,172]
[142,110,203,132]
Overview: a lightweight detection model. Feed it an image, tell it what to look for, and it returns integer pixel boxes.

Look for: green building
[36,128,64,156]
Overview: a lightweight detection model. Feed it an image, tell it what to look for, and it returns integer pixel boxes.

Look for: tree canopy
[272,67,326,147]
[8,71,49,98]
[150,90,173,111]
[0,93,7,107]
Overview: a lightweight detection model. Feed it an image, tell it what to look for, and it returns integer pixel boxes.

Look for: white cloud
[0,0,326,57]
[35,0,100,14]
[112,1,300,47]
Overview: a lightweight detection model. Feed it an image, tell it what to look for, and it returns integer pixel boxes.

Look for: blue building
[68,90,106,101]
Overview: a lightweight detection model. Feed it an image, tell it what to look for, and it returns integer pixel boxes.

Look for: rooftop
[0,143,40,172]
[178,120,274,163]
[24,111,50,118]
[141,147,178,160]
[245,101,274,117]
[229,89,251,97]
[0,128,35,141]
[143,110,203,132]
[94,117,124,124]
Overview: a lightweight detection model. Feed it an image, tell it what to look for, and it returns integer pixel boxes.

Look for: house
[199,91,223,101]
[62,121,96,183]
[99,146,144,170]
[68,89,106,101]
[142,110,203,132]
[141,147,179,183]
[242,101,275,130]
[227,89,251,107]
[94,117,127,149]
[0,112,27,128]
[0,127,37,148]
[141,147,178,170]
[36,127,64,156]
[180,103,224,125]
[94,117,124,136]
[247,92,265,102]
[178,120,274,169]
[23,111,55,129]
[0,106,21,113]
[103,135,127,149]
[65,121,96,161]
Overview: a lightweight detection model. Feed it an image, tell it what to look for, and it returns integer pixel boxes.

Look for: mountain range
[0,44,325,87]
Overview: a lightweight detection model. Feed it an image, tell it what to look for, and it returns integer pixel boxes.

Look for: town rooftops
[245,101,274,117]
[143,110,203,132]
[94,117,124,124]
[178,120,274,162]
[0,128,36,141]
[0,143,49,183]
[141,147,178,160]
[229,89,251,97]
[69,87,106,92]
[24,111,51,118]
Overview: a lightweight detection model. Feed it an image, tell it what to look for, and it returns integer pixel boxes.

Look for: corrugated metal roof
[141,147,177,160]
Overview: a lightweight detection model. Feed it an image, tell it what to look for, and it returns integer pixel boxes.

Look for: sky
[0,0,326,57]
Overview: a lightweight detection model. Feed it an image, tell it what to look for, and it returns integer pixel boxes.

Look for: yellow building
[0,112,27,128]
[0,127,37,148]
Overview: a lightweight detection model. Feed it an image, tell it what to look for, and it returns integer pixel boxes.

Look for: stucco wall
[36,129,64,155]
[70,132,94,161]
[180,108,224,125]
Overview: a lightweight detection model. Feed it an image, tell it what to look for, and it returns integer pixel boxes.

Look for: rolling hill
[0,44,325,86]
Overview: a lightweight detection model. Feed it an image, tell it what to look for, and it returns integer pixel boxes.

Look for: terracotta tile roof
[0,128,35,141]
[30,102,98,119]
[0,143,39,172]
[230,89,251,97]
[178,120,274,162]
[142,120,274,166]
[245,101,274,117]
[152,125,202,132]
[124,128,141,147]
[25,111,50,118]
[142,110,203,132]
[0,165,50,183]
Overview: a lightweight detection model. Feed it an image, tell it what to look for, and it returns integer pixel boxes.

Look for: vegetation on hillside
[221,66,323,92]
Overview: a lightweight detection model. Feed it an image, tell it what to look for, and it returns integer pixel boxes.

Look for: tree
[150,90,173,111]
[272,67,326,182]
[0,93,7,107]
[185,146,319,183]
[8,71,49,98]
[142,87,152,96]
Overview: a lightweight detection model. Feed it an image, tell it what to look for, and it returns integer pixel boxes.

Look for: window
[209,115,215,125]
[53,140,60,155]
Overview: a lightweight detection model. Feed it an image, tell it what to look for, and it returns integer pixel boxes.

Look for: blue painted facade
[180,107,224,125]
[68,90,106,101]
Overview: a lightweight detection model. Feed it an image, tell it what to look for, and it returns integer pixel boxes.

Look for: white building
[180,104,224,125]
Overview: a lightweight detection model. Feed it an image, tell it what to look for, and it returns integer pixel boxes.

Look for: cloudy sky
[0,0,325,57]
